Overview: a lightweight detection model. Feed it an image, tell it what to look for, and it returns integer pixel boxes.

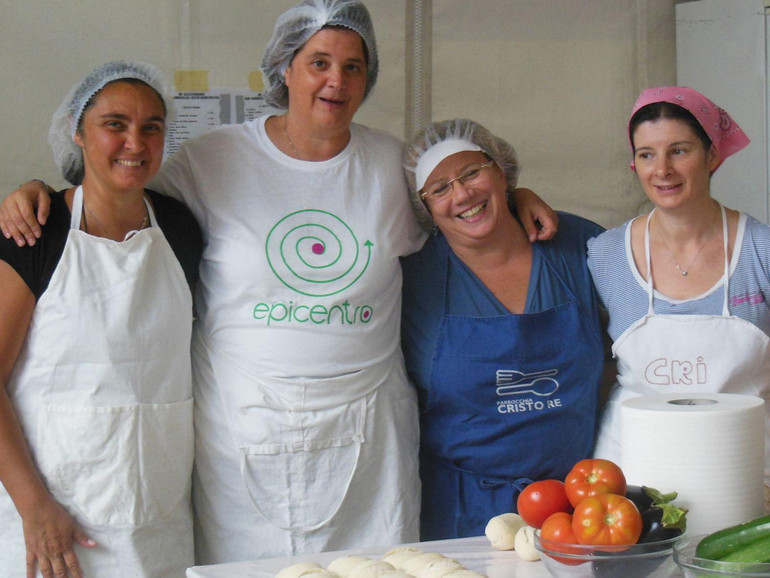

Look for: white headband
[415,139,482,190]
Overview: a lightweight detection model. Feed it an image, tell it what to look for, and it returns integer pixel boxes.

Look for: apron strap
[70,186,84,229]
[70,185,157,234]
[719,204,730,316]
[643,211,655,315]
[644,204,730,316]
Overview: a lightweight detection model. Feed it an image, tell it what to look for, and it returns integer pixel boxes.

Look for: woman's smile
[114,159,144,168]
[457,201,488,220]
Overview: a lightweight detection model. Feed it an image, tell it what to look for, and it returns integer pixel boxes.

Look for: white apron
[0,186,195,577]
[192,330,419,562]
[594,206,770,473]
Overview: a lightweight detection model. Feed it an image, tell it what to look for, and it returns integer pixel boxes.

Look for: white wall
[0,0,679,228]
[677,0,770,223]
[431,0,677,227]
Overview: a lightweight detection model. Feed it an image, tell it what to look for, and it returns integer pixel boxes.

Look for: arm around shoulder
[0,180,54,247]
[511,188,559,242]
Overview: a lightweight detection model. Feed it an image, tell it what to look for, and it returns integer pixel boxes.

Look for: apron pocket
[36,398,193,527]
[238,397,366,532]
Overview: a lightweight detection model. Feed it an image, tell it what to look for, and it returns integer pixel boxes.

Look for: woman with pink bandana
[588,87,770,478]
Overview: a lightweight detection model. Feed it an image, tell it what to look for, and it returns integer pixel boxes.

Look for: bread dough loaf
[349,560,397,578]
[382,547,422,558]
[484,513,526,551]
[276,562,324,578]
[416,557,464,578]
[275,546,489,578]
[381,548,422,570]
[401,553,447,576]
[328,556,372,577]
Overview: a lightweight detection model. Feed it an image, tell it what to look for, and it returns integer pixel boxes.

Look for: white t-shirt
[154,116,426,378]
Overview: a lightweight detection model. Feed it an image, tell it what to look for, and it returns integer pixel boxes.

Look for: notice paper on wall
[164,90,280,159]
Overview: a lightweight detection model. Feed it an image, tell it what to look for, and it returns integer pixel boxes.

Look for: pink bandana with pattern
[629,86,750,172]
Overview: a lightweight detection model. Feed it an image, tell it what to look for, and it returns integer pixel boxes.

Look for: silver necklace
[656,220,714,277]
[283,117,302,160]
[83,201,149,236]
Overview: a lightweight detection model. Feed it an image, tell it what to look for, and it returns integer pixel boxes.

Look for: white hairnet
[48,60,175,185]
[403,118,520,232]
[260,0,378,109]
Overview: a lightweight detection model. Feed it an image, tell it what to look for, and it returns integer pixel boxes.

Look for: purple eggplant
[624,485,688,543]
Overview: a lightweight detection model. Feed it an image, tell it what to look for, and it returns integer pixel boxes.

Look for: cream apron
[0,186,195,577]
[193,331,418,560]
[594,206,770,476]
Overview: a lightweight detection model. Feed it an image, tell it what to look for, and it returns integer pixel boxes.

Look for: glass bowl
[534,533,681,577]
[673,534,770,576]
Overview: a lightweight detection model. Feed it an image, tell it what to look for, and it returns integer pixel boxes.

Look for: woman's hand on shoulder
[512,187,558,242]
[21,495,96,578]
[0,181,53,247]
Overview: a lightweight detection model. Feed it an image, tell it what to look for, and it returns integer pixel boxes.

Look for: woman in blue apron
[401,119,605,540]
[0,62,201,577]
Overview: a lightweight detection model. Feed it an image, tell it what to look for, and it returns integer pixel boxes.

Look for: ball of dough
[442,571,486,578]
[402,553,447,577]
[349,560,397,578]
[485,513,526,551]
[514,525,541,561]
[276,562,324,578]
[328,556,372,577]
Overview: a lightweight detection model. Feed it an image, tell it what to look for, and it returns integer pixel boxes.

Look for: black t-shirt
[0,189,202,300]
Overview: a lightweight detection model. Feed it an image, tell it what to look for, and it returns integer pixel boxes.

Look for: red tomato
[516,480,573,528]
[539,512,582,565]
[571,493,642,546]
[564,458,627,508]
[540,511,578,543]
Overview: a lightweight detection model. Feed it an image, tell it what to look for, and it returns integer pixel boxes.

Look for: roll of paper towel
[620,393,765,536]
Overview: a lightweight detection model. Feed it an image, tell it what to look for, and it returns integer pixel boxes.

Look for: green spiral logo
[266,209,373,297]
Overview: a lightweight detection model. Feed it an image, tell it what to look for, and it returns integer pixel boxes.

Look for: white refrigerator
[676,0,770,223]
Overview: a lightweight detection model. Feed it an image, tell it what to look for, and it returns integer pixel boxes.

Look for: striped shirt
[587,212,770,342]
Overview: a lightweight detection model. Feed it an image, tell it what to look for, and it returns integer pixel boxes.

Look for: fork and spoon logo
[495,368,560,397]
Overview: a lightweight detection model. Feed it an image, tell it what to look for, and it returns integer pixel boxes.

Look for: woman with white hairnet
[166,1,428,562]
[0,0,557,562]
[0,61,201,577]
[400,119,605,540]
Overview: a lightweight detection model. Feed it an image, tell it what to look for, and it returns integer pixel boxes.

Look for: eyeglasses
[419,160,496,200]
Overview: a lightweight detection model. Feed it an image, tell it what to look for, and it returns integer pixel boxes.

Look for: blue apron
[419,245,603,540]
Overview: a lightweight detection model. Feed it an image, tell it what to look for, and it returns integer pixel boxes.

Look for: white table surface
[185,536,684,578]
[186,537,548,578]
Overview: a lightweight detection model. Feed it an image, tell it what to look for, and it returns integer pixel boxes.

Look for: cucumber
[719,534,770,563]
[695,515,770,561]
